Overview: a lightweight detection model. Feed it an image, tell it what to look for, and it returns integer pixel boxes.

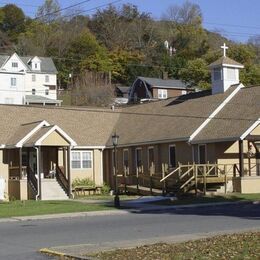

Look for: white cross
[221,43,229,57]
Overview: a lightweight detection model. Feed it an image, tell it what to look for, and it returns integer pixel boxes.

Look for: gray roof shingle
[138,77,189,89]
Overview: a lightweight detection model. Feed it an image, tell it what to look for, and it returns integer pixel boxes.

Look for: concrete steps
[41,179,68,200]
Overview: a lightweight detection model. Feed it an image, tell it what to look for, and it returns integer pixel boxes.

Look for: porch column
[19,148,22,179]
[67,146,71,197]
[38,146,42,199]
[63,147,67,178]
[239,140,244,177]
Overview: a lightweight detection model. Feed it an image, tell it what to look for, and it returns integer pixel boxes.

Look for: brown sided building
[0,48,259,201]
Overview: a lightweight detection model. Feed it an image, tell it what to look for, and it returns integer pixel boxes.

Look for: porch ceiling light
[112,133,119,147]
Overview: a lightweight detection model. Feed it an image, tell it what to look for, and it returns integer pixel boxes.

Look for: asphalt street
[0,203,259,259]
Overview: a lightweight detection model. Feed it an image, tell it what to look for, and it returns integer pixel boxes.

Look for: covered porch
[7,122,77,200]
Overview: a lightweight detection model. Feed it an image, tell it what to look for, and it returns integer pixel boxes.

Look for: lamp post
[112,133,120,208]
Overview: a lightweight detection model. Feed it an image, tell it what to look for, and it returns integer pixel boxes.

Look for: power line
[34,0,92,20]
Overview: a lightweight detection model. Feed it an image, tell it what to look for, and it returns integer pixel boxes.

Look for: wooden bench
[72,185,102,196]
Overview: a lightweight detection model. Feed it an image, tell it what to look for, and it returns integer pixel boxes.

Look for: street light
[112,133,120,208]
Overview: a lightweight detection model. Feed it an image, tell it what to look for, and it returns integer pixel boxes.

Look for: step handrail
[180,175,195,190]
[179,166,194,180]
[56,166,69,195]
[160,166,181,182]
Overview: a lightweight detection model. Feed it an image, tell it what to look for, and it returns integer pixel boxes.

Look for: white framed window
[32,89,36,95]
[5,98,14,104]
[181,90,187,95]
[135,148,142,173]
[72,151,81,169]
[158,89,167,99]
[147,146,154,171]
[82,151,92,168]
[45,89,49,95]
[45,75,49,83]
[34,63,38,69]
[11,77,16,87]
[12,62,18,68]
[32,75,36,82]
[169,145,176,168]
[71,151,92,169]
[123,149,129,175]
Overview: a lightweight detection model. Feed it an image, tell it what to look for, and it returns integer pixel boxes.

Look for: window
[148,147,155,174]
[198,145,206,164]
[72,152,81,169]
[11,78,16,87]
[181,90,187,95]
[45,75,49,83]
[123,150,129,169]
[213,68,222,81]
[32,75,36,82]
[34,63,38,69]
[82,152,92,168]
[32,89,36,95]
[169,145,176,168]
[12,62,18,68]
[71,151,92,169]
[226,68,236,80]
[45,89,49,96]
[135,148,142,173]
[158,89,167,99]
[5,98,14,104]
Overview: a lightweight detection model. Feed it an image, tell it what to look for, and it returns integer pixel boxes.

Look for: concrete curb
[40,227,260,259]
[0,200,258,223]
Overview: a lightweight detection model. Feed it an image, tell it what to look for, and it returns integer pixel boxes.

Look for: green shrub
[101,183,110,195]
[72,178,95,188]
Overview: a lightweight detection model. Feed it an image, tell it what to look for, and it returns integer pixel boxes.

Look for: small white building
[0,53,61,106]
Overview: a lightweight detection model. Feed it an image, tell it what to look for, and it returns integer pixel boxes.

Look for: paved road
[0,203,259,259]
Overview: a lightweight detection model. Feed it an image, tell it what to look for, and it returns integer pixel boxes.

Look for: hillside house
[128,76,194,102]
[0,53,61,106]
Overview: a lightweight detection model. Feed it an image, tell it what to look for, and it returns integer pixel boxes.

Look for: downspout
[100,148,104,186]
[34,147,41,200]
[68,145,74,198]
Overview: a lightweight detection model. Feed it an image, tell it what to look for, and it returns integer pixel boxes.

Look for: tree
[161,1,209,60]
[179,58,210,89]
[36,0,61,23]
[0,4,26,41]
[71,71,114,106]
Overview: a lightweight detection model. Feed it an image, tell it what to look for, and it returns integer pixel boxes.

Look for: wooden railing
[160,163,235,194]
[9,166,27,180]
[56,166,69,195]
[27,166,38,193]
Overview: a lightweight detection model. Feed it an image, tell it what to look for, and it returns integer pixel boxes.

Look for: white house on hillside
[0,53,61,106]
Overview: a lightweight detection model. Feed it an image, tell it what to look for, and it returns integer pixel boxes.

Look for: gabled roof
[0,54,57,73]
[209,56,244,68]
[191,85,260,143]
[138,77,189,89]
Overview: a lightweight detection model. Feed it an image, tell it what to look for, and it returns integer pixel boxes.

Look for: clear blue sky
[1,0,259,43]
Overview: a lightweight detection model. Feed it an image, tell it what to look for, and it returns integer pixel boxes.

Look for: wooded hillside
[0,0,259,90]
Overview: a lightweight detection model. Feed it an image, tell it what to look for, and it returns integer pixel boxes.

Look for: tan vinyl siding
[41,131,70,146]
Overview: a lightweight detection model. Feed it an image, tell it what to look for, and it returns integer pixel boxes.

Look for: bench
[72,185,102,196]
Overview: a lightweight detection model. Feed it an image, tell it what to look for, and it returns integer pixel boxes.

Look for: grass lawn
[149,193,260,206]
[93,232,260,260]
[0,200,112,218]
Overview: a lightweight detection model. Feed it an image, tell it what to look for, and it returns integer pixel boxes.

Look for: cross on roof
[221,43,229,57]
